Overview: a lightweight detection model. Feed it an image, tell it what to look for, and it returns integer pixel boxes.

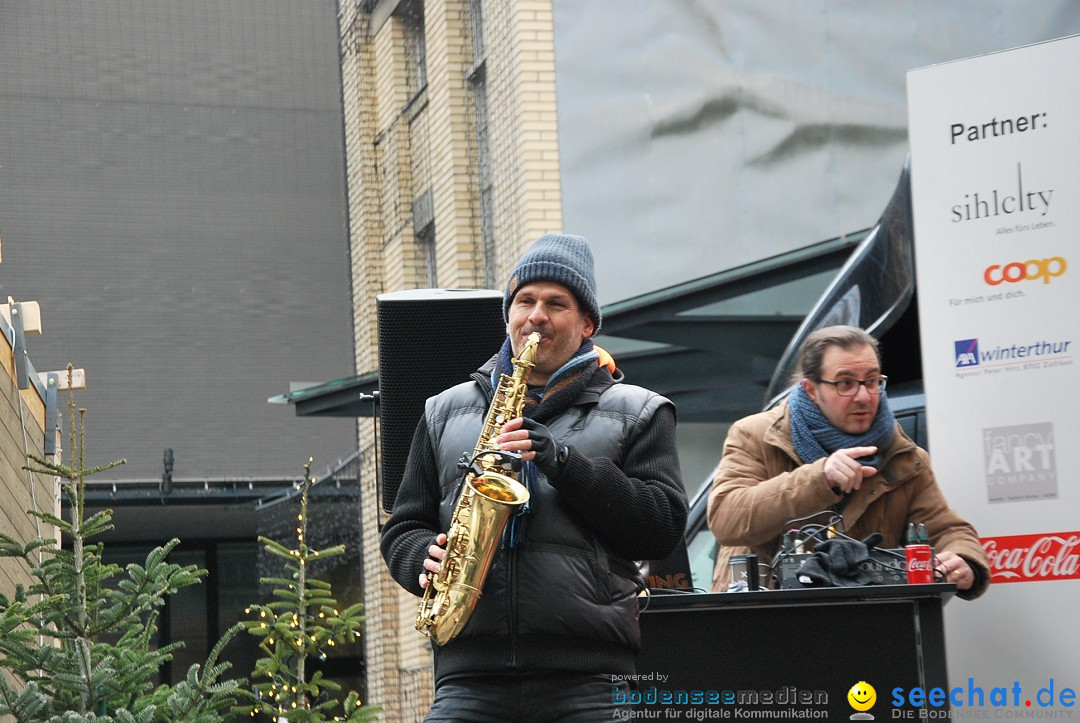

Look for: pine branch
[239,457,380,721]
[0,373,241,721]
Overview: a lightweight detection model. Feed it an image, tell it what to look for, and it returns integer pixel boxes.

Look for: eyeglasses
[817,375,888,396]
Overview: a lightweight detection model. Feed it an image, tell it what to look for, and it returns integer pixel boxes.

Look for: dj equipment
[775,548,908,589]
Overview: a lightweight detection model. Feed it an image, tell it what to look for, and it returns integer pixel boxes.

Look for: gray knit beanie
[503,233,601,332]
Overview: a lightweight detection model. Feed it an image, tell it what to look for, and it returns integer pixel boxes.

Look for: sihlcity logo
[983,422,1057,503]
[984,257,1067,286]
[950,162,1053,223]
[953,336,1072,375]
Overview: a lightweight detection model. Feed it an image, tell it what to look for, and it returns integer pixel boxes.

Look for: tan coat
[707,402,990,599]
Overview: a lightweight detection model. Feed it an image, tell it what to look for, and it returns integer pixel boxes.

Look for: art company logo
[953,336,1072,374]
[984,256,1067,285]
[982,531,1080,584]
[983,422,1057,503]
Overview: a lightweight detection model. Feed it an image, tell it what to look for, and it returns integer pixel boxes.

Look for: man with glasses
[707,325,989,598]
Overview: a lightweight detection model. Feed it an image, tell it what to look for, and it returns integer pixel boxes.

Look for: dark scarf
[490,337,600,422]
[787,383,896,469]
[491,337,601,548]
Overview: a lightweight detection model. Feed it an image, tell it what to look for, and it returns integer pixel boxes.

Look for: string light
[246,455,371,718]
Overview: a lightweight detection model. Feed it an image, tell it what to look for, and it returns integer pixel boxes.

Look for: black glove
[796,538,874,587]
[518,417,569,478]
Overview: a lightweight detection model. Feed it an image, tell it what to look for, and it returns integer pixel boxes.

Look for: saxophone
[415,332,539,646]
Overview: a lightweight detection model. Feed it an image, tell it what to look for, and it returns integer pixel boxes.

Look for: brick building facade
[336,0,564,718]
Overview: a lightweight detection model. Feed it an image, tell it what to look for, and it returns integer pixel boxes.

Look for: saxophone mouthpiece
[521,332,542,364]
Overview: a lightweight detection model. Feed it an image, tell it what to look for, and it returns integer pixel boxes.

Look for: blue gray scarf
[787,383,896,469]
[491,337,599,423]
[491,337,601,548]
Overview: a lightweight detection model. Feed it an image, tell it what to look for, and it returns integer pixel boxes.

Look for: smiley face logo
[847,681,876,712]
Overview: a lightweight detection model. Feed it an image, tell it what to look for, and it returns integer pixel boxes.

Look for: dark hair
[793,325,880,383]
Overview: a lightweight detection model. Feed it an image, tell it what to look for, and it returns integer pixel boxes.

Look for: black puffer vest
[424,362,670,681]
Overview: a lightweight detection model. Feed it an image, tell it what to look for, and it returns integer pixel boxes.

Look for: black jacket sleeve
[380,419,443,597]
[546,403,688,561]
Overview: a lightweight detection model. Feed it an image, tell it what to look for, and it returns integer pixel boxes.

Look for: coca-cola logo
[906,557,933,572]
[981,531,1080,583]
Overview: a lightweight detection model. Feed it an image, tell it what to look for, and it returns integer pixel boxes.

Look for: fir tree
[239,457,379,722]
[0,365,244,721]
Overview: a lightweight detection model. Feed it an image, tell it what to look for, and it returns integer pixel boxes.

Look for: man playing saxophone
[381,233,688,721]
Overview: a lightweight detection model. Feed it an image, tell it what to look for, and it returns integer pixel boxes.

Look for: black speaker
[377,288,506,512]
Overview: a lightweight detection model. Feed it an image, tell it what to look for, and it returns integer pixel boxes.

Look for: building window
[474,74,496,289]
[412,187,437,286]
[467,0,495,287]
[416,221,437,288]
[400,0,427,94]
[469,0,486,65]
[469,72,496,287]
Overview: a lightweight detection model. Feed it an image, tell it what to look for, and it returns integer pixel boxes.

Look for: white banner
[908,35,1080,689]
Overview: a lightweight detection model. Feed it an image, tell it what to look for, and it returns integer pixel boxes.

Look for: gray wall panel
[0,1,354,481]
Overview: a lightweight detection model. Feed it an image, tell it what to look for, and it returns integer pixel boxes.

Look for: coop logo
[984,256,1067,285]
[983,422,1057,503]
[955,339,979,367]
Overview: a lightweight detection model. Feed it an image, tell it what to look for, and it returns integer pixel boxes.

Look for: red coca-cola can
[906,544,934,584]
